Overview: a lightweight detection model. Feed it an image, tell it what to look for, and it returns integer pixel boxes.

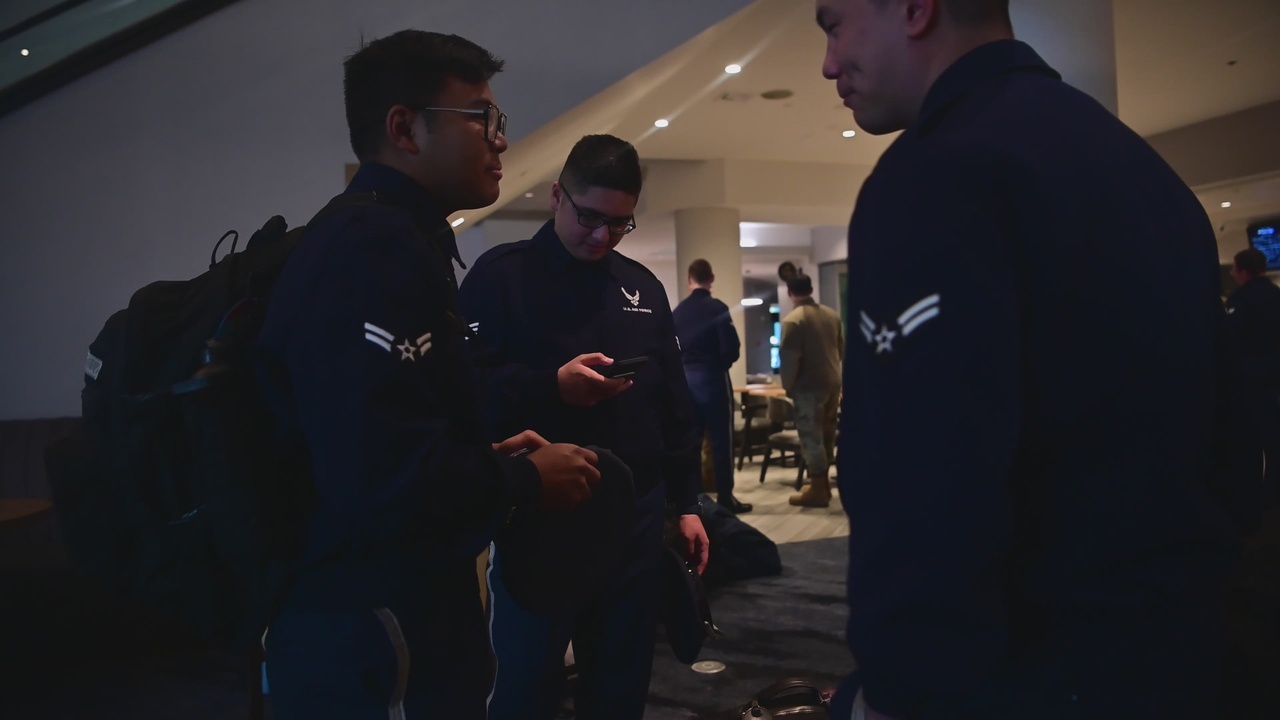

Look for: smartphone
[595,356,649,379]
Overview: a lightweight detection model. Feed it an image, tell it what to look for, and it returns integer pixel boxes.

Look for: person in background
[1226,247,1280,508]
[674,258,749,513]
[779,273,843,508]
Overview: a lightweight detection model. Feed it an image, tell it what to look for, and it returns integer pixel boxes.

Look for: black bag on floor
[696,493,783,587]
[47,194,374,652]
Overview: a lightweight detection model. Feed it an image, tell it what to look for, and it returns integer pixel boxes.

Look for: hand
[492,430,549,455]
[677,513,710,574]
[557,353,633,407]
[527,444,601,511]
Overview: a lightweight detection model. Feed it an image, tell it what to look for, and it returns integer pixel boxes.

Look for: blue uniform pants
[486,485,666,720]
[266,595,491,719]
[684,367,736,500]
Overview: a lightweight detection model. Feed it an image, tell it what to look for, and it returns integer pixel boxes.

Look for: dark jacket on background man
[673,287,740,372]
[1226,276,1280,392]
[779,297,842,395]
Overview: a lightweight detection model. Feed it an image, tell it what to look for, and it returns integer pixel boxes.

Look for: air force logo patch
[859,294,940,355]
[621,286,652,314]
[365,322,432,362]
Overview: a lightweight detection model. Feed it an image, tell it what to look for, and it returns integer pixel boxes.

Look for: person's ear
[385,105,422,155]
[550,182,564,212]
[903,0,940,40]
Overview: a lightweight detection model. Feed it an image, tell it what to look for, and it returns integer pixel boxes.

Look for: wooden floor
[728,459,849,545]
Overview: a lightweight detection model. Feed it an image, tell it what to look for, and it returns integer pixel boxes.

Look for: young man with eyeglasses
[253,31,601,720]
[458,134,710,720]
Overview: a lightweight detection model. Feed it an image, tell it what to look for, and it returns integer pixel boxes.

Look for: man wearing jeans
[779,274,843,507]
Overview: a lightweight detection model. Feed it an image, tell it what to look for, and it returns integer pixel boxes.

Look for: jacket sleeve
[717,300,742,369]
[842,147,1021,716]
[779,313,802,393]
[457,254,561,440]
[284,226,540,561]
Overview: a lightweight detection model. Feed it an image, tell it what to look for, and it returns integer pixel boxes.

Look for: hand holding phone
[558,353,635,407]
[594,355,649,379]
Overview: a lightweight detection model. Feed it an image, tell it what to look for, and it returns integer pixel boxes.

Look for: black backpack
[46,194,371,652]
[695,493,783,587]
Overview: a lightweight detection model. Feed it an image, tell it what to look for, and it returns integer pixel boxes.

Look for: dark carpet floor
[642,535,852,719]
[0,536,851,719]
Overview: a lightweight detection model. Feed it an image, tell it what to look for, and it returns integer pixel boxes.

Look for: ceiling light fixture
[741,298,765,307]
[451,218,465,227]
[20,49,30,57]
[654,119,669,128]
[842,130,857,138]
[725,64,742,74]
[524,192,534,198]
[1221,201,1232,208]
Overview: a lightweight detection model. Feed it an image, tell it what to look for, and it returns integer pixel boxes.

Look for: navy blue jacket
[673,288,740,372]
[457,221,701,510]
[255,163,539,610]
[1226,276,1280,394]
[839,41,1248,714]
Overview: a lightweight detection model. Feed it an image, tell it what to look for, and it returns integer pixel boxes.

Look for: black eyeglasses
[419,104,507,142]
[562,188,637,234]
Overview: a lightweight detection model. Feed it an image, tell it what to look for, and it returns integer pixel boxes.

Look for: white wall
[637,259,680,311]
[811,225,847,265]
[0,0,753,419]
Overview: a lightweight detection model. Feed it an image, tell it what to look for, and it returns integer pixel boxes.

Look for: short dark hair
[688,259,714,285]
[871,0,1010,26]
[343,30,504,161]
[787,274,813,296]
[558,135,642,197]
[1235,248,1268,277]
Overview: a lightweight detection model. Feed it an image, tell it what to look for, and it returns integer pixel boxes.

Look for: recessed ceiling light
[451,218,465,227]
[20,49,30,57]
[725,64,742,74]
[741,298,765,307]
[524,192,534,198]
[654,119,669,128]
[1221,201,1232,208]
[842,130,857,138]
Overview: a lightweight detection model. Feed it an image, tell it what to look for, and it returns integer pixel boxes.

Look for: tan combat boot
[789,474,832,508]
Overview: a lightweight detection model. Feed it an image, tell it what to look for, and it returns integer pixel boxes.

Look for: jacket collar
[915,39,1060,136]
[345,162,464,267]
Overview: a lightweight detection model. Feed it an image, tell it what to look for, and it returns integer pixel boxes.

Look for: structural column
[674,207,746,390]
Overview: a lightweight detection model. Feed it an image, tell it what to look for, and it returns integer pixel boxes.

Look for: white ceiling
[1115,0,1280,136]
[486,0,1280,265]
[623,0,1280,166]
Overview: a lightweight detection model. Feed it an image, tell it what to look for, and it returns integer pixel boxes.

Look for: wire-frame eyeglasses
[562,187,637,234]
[418,104,507,142]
